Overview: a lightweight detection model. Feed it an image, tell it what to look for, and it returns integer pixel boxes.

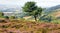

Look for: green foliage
[4,16,9,19]
[23,2,37,12]
[0,12,4,18]
[9,16,16,19]
[0,12,4,16]
[51,19,60,24]
[39,14,60,24]
[39,15,52,22]
[19,18,25,20]
[22,2,43,21]
[29,7,42,16]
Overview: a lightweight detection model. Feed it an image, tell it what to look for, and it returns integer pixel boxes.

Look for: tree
[22,2,43,21]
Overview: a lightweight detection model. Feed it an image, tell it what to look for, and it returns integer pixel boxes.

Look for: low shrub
[4,16,9,19]
[9,16,16,19]
[2,25,9,28]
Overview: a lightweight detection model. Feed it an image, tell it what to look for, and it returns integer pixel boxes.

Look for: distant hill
[0,4,22,12]
[44,5,60,14]
[1,8,21,12]
[49,9,60,17]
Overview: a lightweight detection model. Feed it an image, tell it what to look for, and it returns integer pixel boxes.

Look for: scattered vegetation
[0,1,60,33]
[0,19,59,33]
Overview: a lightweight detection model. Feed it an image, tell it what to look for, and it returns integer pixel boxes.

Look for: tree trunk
[34,16,37,21]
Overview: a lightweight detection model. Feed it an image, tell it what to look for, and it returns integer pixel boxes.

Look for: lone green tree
[22,2,43,21]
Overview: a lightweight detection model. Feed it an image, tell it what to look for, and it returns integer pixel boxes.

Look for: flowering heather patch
[0,19,60,33]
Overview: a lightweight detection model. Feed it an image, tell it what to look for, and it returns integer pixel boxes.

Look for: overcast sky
[0,0,60,8]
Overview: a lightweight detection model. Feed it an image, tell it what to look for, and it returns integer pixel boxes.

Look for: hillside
[46,8,60,18]
[0,19,60,33]
[44,5,60,15]
[51,11,60,17]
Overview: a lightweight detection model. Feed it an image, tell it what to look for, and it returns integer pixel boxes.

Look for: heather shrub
[30,31,33,33]
[11,24,23,29]
[2,25,9,28]
[0,20,7,23]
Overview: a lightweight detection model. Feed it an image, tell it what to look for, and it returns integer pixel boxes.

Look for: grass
[0,19,60,33]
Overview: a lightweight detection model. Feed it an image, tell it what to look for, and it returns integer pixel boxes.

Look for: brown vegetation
[0,19,60,33]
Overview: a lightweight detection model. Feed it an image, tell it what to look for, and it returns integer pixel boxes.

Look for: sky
[0,0,60,8]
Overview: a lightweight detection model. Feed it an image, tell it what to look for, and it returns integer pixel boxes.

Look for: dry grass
[0,19,60,33]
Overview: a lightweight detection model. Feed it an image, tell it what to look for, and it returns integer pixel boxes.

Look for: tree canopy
[22,2,43,21]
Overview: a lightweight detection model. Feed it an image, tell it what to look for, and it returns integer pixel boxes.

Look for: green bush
[9,16,16,19]
[51,19,60,24]
[0,12,4,18]
[0,12,4,16]
[4,16,9,19]
[39,15,52,22]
